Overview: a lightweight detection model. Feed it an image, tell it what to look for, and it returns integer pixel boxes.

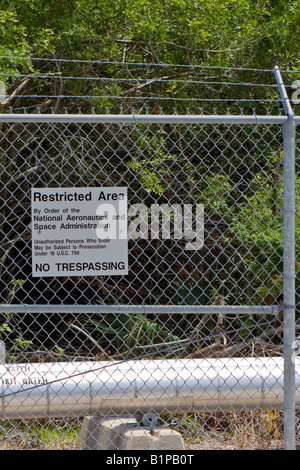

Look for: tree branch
[2,78,31,106]
[115,39,240,54]
[68,322,111,360]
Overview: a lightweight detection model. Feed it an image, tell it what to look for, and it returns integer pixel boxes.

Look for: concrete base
[78,416,185,450]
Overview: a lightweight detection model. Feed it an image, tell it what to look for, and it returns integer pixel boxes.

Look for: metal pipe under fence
[0,358,299,419]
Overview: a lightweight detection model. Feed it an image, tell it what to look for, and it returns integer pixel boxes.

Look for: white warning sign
[31,187,128,277]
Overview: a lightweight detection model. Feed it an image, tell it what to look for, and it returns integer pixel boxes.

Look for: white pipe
[0,358,298,419]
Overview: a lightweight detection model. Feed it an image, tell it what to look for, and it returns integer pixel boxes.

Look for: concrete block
[78,416,185,450]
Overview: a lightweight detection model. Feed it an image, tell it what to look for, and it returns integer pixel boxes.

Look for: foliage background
[0,0,299,360]
[1,0,300,113]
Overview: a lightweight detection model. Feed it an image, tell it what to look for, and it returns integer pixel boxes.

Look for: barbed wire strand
[2,95,282,103]
[0,72,283,88]
[0,54,299,74]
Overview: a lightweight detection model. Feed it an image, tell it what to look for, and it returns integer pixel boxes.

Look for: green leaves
[0,10,30,75]
[1,0,300,73]
[232,161,287,302]
[126,128,176,196]
[125,313,179,350]
[1,0,300,114]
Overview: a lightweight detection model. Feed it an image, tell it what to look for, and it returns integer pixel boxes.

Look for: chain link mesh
[0,114,297,450]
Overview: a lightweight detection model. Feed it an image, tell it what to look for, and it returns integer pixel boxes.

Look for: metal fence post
[282,115,296,450]
[274,66,297,450]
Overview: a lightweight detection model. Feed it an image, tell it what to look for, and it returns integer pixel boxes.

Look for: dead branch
[2,78,31,106]
[186,324,284,359]
[68,323,111,360]
[115,39,241,54]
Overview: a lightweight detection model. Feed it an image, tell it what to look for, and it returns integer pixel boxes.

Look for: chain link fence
[0,107,298,450]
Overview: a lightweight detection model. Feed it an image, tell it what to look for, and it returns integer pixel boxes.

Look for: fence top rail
[0,304,282,315]
[0,113,293,125]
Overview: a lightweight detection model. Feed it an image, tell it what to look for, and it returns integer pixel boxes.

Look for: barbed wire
[0,72,282,88]
[2,95,282,103]
[0,54,299,74]
[0,55,292,112]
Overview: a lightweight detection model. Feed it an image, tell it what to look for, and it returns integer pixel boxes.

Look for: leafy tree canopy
[0,0,299,113]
